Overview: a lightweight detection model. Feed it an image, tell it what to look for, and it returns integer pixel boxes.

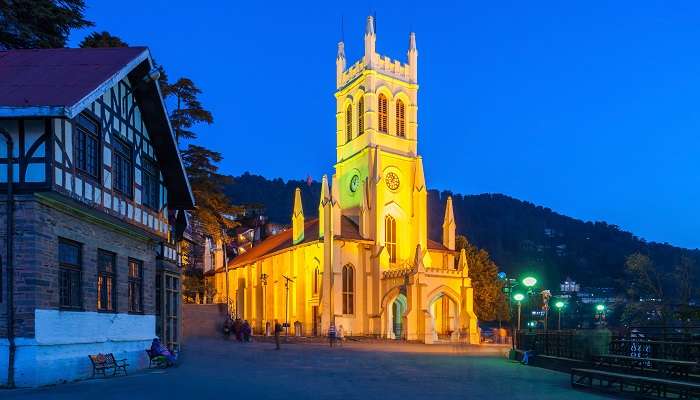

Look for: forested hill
[224,172,700,290]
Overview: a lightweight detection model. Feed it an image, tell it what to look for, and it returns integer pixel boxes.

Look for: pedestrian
[233,318,243,342]
[274,320,283,350]
[337,324,344,346]
[328,322,336,347]
[242,320,252,342]
[223,316,232,340]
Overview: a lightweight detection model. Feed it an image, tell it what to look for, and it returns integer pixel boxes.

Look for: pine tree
[161,78,213,143]
[79,31,128,48]
[456,235,509,321]
[0,0,93,49]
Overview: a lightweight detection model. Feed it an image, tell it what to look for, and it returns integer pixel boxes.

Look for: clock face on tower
[349,174,360,192]
[385,172,400,191]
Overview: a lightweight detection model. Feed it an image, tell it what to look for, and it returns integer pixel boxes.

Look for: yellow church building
[212,16,478,344]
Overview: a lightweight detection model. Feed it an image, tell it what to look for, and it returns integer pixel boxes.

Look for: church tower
[334,16,426,268]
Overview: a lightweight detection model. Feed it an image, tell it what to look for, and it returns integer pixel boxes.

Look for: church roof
[215,215,452,272]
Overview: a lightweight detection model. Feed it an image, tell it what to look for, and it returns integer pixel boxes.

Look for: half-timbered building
[0,47,193,387]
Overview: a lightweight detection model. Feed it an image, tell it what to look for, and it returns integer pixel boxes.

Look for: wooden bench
[88,353,128,378]
[572,368,700,399]
[145,349,167,368]
[594,354,698,379]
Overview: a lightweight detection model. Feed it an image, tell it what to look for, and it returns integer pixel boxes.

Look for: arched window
[385,215,397,263]
[346,104,353,143]
[342,264,354,314]
[313,267,320,295]
[378,94,388,133]
[396,99,405,137]
[357,97,364,135]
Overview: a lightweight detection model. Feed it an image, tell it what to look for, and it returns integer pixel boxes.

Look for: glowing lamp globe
[522,277,537,287]
[513,293,525,302]
[596,304,605,312]
[555,301,565,309]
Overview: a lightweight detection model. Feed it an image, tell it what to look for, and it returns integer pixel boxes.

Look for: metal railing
[610,338,700,361]
[516,330,586,360]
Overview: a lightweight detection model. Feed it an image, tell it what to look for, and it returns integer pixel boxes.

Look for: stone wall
[182,303,227,341]
[0,194,160,386]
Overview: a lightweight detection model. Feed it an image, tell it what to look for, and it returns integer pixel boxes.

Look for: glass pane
[59,241,80,265]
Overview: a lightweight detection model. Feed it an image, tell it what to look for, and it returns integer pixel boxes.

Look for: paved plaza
[3,338,612,400]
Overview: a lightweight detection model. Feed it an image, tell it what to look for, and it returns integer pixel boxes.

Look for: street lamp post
[595,304,606,328]
[513,293,525,331]
[282,275,294,336]
[260,273,268,327]
[555,301,565,330]
[522,277,537,330]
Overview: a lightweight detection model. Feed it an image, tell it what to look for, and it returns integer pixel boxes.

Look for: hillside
[224,172,700,291]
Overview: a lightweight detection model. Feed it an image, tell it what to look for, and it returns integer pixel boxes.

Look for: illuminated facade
[212,16,478,343]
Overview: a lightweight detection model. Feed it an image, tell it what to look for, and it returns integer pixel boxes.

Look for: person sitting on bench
[150,337,177,366]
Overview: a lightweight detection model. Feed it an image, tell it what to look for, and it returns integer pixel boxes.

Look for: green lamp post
[522,277,537,330]
[555,301,565,330]
[513,293,525,331]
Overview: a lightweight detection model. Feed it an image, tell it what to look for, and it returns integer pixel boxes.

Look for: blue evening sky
[69,1,700,249]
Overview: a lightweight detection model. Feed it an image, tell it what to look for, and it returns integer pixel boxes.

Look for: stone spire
[458,248,468,274]
[292,187,304,244]
[372,146,382,184]
[318,175,330,238]
[407,32,418,83]
[413,156,425,192]
[364,15,376,66]
[442,196,455,250]
[359,177,371,238]
[331,174,342,234]
[413,156,427,250]
[336,41,346,88]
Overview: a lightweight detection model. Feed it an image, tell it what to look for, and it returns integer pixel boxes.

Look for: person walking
[274,320,282,350]
[328,322,336,348]
[242,320,252,342]
[337,324,344,347]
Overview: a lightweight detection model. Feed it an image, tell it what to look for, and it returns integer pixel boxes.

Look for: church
[211,16,478,344]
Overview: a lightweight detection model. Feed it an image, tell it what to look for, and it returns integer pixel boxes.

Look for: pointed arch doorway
[429,293,459,341]
[388,292,407,339]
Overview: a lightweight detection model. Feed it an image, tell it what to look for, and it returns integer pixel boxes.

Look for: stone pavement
[3,338,614,400]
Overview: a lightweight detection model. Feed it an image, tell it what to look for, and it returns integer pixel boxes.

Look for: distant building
[560,277,580,293]
[0,48,193,386]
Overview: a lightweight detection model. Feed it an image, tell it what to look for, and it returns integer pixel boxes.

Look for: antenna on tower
[373,11,377,33]
[340,15,344,41]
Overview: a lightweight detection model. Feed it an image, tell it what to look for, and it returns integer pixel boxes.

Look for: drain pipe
[0,128,15,388]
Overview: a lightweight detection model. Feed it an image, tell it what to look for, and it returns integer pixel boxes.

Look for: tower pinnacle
[336,41,346,87]
[364,15,376,66]
[407,32,418,82]
[442,196,456,250]
[292,187,304,244]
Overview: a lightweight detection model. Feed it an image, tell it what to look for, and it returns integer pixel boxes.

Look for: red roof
[221,216,452,270]
[0,47,148,108]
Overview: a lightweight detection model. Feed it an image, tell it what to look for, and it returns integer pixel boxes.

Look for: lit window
[396,100,405,137]
[357,97,364,135]
[97,250,116,312]
[385,215,397,263]
[346,104,353,143]
[128,259,143,313]
[313,267,320,295]
[342,265,354,314]
[378,94,388,133]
